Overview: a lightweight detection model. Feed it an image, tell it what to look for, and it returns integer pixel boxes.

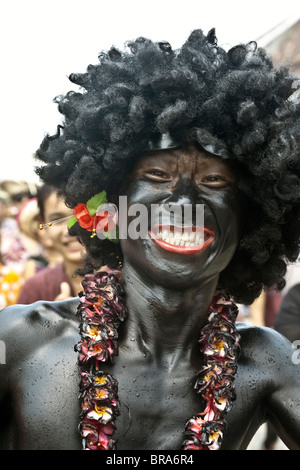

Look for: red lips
[149,225,215,255]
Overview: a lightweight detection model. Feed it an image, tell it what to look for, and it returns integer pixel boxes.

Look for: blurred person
[237,287,282,327]
[263,272,300,450]
[264,288,282,327]
[16,196,62,280]
[0,180,38,217]
[17,185,84,303]
[281,258,300,297]
[274,283,300,346]
[0,180,39,274]
[17,197,47,279]
[37,220,63,267]
[0,265,22,310]
[0,190,9,222]
[0,189,23,309]
[37,184,80,270]
[249,291,266,326]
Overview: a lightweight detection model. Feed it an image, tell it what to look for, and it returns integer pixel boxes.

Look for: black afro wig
[36,28,300,304]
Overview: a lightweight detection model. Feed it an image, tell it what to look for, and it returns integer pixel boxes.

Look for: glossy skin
[1,146,300,450]
[121,146,242,290]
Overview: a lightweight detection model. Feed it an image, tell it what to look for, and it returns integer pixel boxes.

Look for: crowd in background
[0,179,84,310]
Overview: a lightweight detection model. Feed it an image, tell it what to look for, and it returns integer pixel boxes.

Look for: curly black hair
[35,28,300,304]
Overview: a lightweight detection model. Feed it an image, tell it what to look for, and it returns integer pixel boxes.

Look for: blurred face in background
[0,199,9,222]
[42,192,83,266]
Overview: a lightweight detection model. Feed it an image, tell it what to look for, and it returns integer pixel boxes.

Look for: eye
[200,174,231,188]
[144,169,171,182]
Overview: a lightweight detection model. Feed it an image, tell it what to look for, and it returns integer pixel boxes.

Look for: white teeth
[162,229,169,240]
[189,232,196,242]
[156,229,205,247]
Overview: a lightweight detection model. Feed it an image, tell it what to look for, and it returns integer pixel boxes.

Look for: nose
[161,176,203,227]
[167,175,199,206]
[62,222,74,240]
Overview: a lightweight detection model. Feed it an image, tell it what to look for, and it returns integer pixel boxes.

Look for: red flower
[73,203,116,234]
[95,209,117,234]
[80,421,116,450]
[74,203,95,230]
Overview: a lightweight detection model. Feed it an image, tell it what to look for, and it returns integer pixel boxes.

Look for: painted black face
[120,144,242,288]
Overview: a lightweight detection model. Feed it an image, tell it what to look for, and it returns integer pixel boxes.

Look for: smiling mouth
[64,240,83,252]
[149,225,215,254]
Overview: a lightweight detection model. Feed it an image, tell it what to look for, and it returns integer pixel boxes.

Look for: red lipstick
[149,225,215,255]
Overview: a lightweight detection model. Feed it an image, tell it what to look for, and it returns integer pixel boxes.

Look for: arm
[265,329,300,449]
[0,299,79,449]
[0,305,15,447]
[0,303,41,428]
[0,306,15,394]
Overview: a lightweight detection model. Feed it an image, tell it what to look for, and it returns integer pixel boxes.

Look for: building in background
[258,16,300,74]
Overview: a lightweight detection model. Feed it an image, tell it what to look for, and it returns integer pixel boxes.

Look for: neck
[120,263,219,368]
[76,269,240,451]
[63,259,82,296]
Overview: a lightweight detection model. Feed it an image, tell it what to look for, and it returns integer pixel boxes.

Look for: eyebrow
[46,211,72,220]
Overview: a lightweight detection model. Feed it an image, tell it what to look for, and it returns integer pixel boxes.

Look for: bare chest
[112,365,202,449]
[7,344,267,450]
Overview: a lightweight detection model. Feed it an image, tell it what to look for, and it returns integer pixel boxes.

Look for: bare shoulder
[236,322,296,369]
[0,298,79,331]
[0,298,79,367]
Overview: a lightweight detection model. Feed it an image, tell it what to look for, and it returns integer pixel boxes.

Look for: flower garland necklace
[75,271,240,450]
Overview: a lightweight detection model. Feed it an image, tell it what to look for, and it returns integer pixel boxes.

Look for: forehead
[133,144,234,172]
[43,192,69,216]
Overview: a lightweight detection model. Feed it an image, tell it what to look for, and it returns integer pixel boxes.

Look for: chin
[64,253,83,264]
[121,230,239,291]
[122,240,215,289]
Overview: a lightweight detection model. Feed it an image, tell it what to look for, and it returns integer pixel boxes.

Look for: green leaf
[103,225,119,243]
[67,216,77,229]
[86,191,107,216]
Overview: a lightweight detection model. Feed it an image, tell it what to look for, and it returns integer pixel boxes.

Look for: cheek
[122,182,172,233]
[126,180,172,206]
[48,228,65,246]
[211,192,243,262]
[224,191,244,242]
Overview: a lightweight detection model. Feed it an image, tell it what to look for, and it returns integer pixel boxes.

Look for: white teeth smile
[155,228,205,247]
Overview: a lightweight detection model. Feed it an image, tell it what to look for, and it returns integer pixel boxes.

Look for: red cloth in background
[17,262,76,304]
